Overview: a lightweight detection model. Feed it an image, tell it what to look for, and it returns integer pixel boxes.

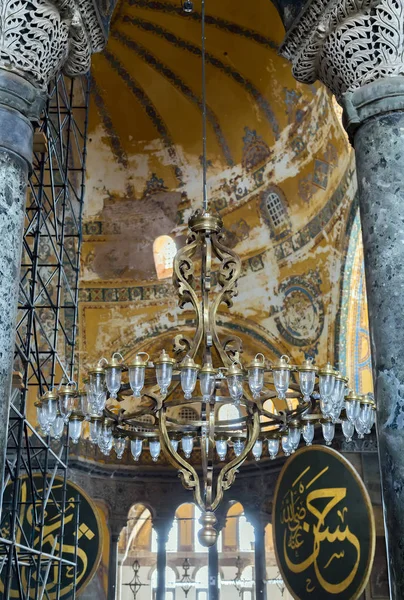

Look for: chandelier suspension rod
[201,0,208,212]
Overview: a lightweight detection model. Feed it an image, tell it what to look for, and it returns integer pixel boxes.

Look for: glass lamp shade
[320,397,332,418]
[299,370,316,401]
[342,419,355,442]
[267,437,279,460]
[156,362,173,397]
[47,399,58,426]
[281,434,293,457]
[360,403,373,432]
[69,419,82,444]
[355,418,366,439]
[248,366,264,399]
[99,436,113,456]
[302,421,315,446]
[199,369,216,401]
[215,438,227,461]
[233,439,245,457]
[273,369,290,400]
[252,439,263,461]
[181,435,194,459]
[131,438,143,461]
[170,438,179,452]
[319,364,336,399]
[105,366,122,399]
[89,370,106,396]
[36,404,49,434]
[227,374,244,404]
[288,426,301,452]
[345,397,361,423]
[129,365,146,398]
[149,439,161,462]
[89,419,101,444]
[51,414,65,440]
[322,421,335,446]
[181,368,198,400]
[114,437,126,459]
[59,393,75,423]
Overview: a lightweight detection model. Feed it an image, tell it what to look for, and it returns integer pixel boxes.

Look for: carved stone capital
[0,0,116,94]
[280,0,404,103]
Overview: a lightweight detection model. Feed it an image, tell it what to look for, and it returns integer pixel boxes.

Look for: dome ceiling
[80,0,360,387]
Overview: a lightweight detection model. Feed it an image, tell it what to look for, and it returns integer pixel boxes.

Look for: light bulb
[47,399,58,426]
[227,374,243,404]
[51,414,65,440]
[215,438,227,461]
[319,363,336,399]
[89,419,101,444]
[342,419,355,442]
[302,421,315,446]
[322,421,335,446]
[181,435,194,459]
[252,439,263,461]
[169,438,179,452]
[106,366,122,399]
[281,434,292,457]
[355,418,366,439]
[129,367,145,398]
[233,439,245,457]
[272,355,291,400]
[345,394,361,424]
[180,356,199,400]
[288,426,301,452]
[247,354,265,399]
[150,439,161,462]
[69,418,82,444]
[267,437,279,459]
[199,363,216,401]
[298,359,317,401]
[155,350,175,396]
[131,438,143,461]
[114,437,126,459]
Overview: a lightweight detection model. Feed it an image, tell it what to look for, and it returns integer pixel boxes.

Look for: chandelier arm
[173,235,204,360]
[207,234,242,366]
[211,408,260,511]
[159,407,204,511]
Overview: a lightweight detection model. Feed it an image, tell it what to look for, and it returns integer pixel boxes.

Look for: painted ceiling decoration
[79,0,373,426]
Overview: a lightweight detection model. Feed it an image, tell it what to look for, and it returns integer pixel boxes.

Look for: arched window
[261,186,290,239]
[218,404,241,422]
[195,566,209,600]
[153,235,177,280]
[238,515,254,552]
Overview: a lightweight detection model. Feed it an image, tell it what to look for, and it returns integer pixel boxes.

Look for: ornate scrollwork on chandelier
[280,0,404,102]
[35,212,376,546]
[0,0,115,89]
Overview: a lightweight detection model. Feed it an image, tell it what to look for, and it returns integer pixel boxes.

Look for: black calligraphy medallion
[273,446,375,600]
[0,475,102,599]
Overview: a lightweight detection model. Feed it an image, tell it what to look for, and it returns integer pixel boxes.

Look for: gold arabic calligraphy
[0,481,92,599]
[280,465,361,594]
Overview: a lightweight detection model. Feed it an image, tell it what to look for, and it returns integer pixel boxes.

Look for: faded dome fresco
[78,0,370,394]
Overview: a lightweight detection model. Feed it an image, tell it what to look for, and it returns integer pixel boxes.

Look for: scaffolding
[0,73,90,599]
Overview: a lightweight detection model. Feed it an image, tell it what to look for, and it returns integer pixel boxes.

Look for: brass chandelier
[34,0,375,547]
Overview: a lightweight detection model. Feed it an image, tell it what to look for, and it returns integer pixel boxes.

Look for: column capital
[280,0,404,105]
[0,0,117,102]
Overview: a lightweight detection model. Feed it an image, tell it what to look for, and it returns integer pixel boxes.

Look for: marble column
[108,532,121,599]
[208,542,219,600]
[0,0,117,503]
[251,517,267,600]
[154,518,172,600]
[278,1,404,596]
